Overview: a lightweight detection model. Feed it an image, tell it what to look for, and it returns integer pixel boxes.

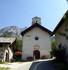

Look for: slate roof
[51,10,68,36]
[0,37,16,44]
[21,23,52,36]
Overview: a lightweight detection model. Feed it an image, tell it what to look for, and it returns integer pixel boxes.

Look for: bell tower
[32,16,41,25]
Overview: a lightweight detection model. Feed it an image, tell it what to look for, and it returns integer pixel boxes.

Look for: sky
[0,0,68,31]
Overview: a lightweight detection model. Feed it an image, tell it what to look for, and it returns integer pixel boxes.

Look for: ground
[0,59,56,70]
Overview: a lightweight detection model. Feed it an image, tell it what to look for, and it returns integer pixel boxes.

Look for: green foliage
[3,34,22,51]
[16,37,22,51]
[0,62,8,64]
[63,15,67,19]
[53,44,66,63]
[50,40,57,57]
[51,40,57,52]
[3,34,12,38]
[0,67,9,70]
[13,54,22,61]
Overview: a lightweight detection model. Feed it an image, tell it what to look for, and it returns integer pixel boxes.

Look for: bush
[41,56,48,59]
[50,40,57,58]
[15,51,22,55]
[53,44,67,63]
[13,51,22,61]
[0,67,9,70]
[27,56,34,61]
[16,37,22,51]
[10,58,16,62]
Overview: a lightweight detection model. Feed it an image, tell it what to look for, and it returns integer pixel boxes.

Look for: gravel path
[0,59,56,70]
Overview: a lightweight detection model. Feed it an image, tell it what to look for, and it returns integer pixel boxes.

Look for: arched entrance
[5,53,9,62]
[33,50,40,59]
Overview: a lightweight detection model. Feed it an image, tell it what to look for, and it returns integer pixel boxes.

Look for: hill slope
[0,26,26,39]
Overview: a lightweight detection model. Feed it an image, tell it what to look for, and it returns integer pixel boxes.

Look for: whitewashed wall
[22,27,51,60]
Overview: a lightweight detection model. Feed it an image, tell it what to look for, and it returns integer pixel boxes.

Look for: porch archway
[5,53,9,62]
[33,50,40,59]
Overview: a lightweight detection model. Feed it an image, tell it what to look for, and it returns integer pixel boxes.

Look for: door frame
[33,50,40,59]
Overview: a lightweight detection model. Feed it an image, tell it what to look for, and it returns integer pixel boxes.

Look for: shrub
[10,58,16,62]
[53,44,67,63]
[15,51,22,55]
[50,40,57,58]
[0,67,9,70]
[16,37,22,51]
[27,56,34,61]
[13,51,22,61]
[41,56,48,59]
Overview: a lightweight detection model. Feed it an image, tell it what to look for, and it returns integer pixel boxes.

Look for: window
[35,37,39,40]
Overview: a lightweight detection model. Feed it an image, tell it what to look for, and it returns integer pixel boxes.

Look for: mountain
[50,36,55,41]
[0,26,55,40]
[0,26,27,39]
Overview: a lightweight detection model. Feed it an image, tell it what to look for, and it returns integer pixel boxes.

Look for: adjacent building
[0,37,16,62]
[51,11,68,58]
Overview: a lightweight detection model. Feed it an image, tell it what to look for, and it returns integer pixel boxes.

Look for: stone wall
[0,44,13,62]
[0,47,5,62]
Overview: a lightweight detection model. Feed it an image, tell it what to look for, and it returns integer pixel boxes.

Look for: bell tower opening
[32,16,41,25]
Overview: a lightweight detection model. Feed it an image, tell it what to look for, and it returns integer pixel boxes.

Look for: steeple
[32,16,41,25]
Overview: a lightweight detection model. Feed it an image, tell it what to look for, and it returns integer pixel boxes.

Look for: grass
[0,67,9,70]
[0,62,8,64]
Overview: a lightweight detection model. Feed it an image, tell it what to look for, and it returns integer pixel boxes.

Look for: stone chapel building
[0,37,16,62]
[21,17,52,60]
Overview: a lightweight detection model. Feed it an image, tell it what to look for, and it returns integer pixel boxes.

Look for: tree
[3,33,12,37]
[50,40,57,58]
[51,40,57,51]
[53,44,66,63]
[51,40,66,63]
[16,37,22,51]
[3,33,22,51]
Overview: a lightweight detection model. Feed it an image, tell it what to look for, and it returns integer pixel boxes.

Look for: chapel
[21,17,52,60]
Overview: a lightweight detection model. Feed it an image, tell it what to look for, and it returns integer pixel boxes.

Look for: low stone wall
[0,44,13,62]
[0,47,5,62]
